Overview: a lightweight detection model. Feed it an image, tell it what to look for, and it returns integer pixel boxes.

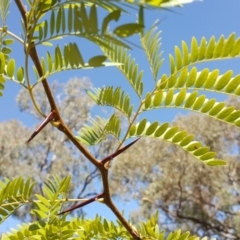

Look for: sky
[1,0,240,235]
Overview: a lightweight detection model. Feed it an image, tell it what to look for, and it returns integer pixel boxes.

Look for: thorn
[26,111,57,143]
[101,138,140,165]
[58,193,104,215]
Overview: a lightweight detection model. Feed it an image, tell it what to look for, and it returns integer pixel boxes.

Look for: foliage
[111,101,240,239]
[0,0,240,239]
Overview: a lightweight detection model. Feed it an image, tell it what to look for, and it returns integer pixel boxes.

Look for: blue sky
[1,0,240,234]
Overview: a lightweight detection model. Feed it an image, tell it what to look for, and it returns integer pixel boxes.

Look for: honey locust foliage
[0,0,237,239]
[111,105,240,239]
[85,26,240,167]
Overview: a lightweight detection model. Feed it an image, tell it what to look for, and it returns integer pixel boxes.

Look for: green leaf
[198,37,207,60]
[2,39,14,45]
[215,70,233,91]
[199,152,216,161]
[172,131,188,143]
[176,68,188,88]
[1,47,12,54]
[56,6,62,34]
[167,74,177,88]
[114,23,144,38]
[144,92,152,109]
[50,11,55,36]
[191,37,198,62]
[180,135,194,146]
[0,52,5,74]
[200,98,216,113]
[204,159,227,166]
[186,142,202,151]
[154,123,169,137]
[195,68,209,88]
[129,125,136,136]
[208,102,225,116]
[217,106,235,119]
[7,59,15,78]
[169,54,175,74]
[225,74,240,93]
[163,126,179,139]
[138,5,144,37]
[186,67,197,87]
[16,67,24,83]
[213,35,224,57]
[68,4,73,32]
[153,91,163,107]
[137,119,147,135]
[175,89,186,106]
[192,94,206,110]
[225,110,240,122]
[88,55,107,67]
[165,89,174,106]
[175,46,182,70]
[184,91,198,108]
[204,69,219,89]
[193,147,210,156]
[222,32,235,57]
[101,10,121,35]
[205,36,215,59]
[146,121,159,136]
[182,41,189,65]
[157,74,168,89]
[80,2,89,34]
[230,37,240,57]
[89,4,98,34]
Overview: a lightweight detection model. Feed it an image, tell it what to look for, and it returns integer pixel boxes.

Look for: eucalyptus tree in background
[1,0,240,239]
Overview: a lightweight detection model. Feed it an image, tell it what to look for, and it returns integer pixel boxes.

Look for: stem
[15,1,142,239]
[105,198,141,240]
[59,193,104,215]
[1,198,89,207]
[99,165,141,239]
[0,28,24,44]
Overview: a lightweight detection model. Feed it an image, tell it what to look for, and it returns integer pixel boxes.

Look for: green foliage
[101,42,144,98]
[81,30,240,167]
[86,87,134,119]
[0,177,35,224]
[0,177,210,240]
[141,27,163,81]
[128,120,225,166]
[76,114,122,145]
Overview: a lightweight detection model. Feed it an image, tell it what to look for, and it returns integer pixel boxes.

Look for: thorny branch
[14,0,141,238]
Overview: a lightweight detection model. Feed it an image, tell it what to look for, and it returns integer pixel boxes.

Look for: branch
[14,1,141,238]
[101,138,140,165]
[59,193,104,215]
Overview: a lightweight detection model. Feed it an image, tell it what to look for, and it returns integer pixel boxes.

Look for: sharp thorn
[101,138,140,164]
[58,193,103,215]
[26,111,56,143]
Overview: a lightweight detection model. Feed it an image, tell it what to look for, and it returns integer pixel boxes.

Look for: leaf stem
[0,28,24,44]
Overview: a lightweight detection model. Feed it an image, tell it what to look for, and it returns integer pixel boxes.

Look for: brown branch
[15,1,141,238]
[26,111,57,143]
[59,193,104,215]
[101,138,140,165]
[14,0,99,168]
